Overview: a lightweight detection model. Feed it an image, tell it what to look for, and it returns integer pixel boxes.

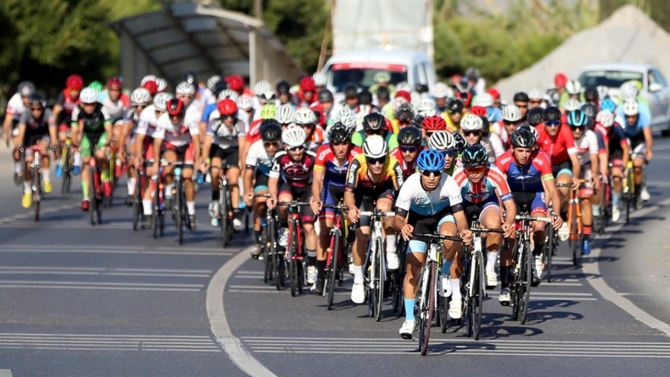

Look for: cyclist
[528,89,545,110]
[432,83,452,115]
[149,98,202,227]
[4,81,35,182]
[422,115,448,144]
[461,113,505,161]
[297,76,317,107]
[453,144,516,289]
[16,93,58,208]
[598,111,630,223]
[123,87,152,206]
[428,131,460,174]
[499,105,524,148]
[310,123,362,293]
[390,126,423,180]
[201,99,246,229]
[352,112,398,150]
[376,86,393,119]
[294,107,323,152]
[341,84,359,111]
[275,104,296,129]
[243,120,283,258]
[620,100,653,205]
[54,75,84,175]
[566,80,582,102]
[344,135,403,304]
[391,102,414,133]
[513,92,530,119]
[395,149,472,338]
[71,88,113,211]
[496,128,562,295]
[568,110,599,255]
[444,98,464,133]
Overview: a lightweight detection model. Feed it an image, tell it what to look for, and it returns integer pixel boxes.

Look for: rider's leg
[403,241,427,321]
[481,204,503,283]
[209,156,223,222]
[377,197,398,269]
[556,170,573,215]
[226,166,242,225]
[441,219,464,318]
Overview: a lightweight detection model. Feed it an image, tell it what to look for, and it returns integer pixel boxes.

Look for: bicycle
[60,131,74,195]
[149,160,166,239]
[360,208,395,321]
[542,210,557,283]
[414,232,462,356]
[621,152,637,224]
[277,201,311,297]
[171,161,193,245]
[321,203,349,310]
[86,146,113,226]
[21,145,46,222]
[131,158,147,231]
[251,193,275,284]
[217,166,234,249]
[558,179,586,267]
[391,237,407,319]
[596,170,613,235]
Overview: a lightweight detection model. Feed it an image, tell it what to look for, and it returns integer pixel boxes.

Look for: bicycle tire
[519,240,532,324]
[545,226,554,282]
[263,231,273,284]
[375,238,385,322]
[61,148,70,195]
[289,222,298,297]
[33,165,41,222]
[440,296,449,333]
[327,231,340,310]
[89,166,97,226]
[419,262,436,356]
[220,182,229,248]
[132,172,143,231]
[176,183,183,245]
[464,255,473,338]
[474,251,484,340]
[152,179,160,239]
[297,260,304,295]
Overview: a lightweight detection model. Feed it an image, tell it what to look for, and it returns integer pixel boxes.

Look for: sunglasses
[529,100,542,104]
[515,104,528,109]
[288,145,304,152]
[366,157,385,165]
[264,141,280,148]
[331,141,349,146]
[442,150,456,157]
[221,115,236,121]
[400,146,418,153]
[465,166,487,174]
[365,129,383,136]
[30,107,43,112]
[421,170,442,177]
[463,131,481,137]
[570,126,584,131]
[545,120,561,127]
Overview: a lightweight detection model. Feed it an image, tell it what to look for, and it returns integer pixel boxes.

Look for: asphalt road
[0,139,669,377]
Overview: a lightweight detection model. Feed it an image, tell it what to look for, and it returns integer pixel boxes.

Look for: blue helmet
[567,110,588,127]
[417,149,445,172]
[600,98,617,113]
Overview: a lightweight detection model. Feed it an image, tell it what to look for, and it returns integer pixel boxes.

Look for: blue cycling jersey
[201,103,217,123]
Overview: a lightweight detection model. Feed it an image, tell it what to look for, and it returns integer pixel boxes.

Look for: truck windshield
[327,63,407,92]
[578,70,643,88]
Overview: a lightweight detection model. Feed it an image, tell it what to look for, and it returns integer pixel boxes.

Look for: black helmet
[461,143,489,167]
[28,93,46,107]
[343,84,358,99]
[465,67,480,81]
[357,90,372,105]
[213,80,228,97]
[328,122,352,144]
[183,71,197,85]
[415,83,429,94]
[527,107,545,126]
[446,98,463,114]
[513,92,529,102]
[376,86,390,101]
[259,120,282,143]
[276,80,291,94]
[581,103,597,118]
[452,132,466,154]
[362,112,386,131]
[411,114,425,128]
[584,87,599,102]
[543,106,562,122]
[395,103,414,122]
[397,126,423,146]
[317,89,334,103]
[510,127,537,148]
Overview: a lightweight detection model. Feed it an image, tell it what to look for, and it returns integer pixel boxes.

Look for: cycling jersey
[622,113,651,139]
[153,113,199,147]
[245,119,263,146]
[496,150,553,191]
[184,102,204,129]
[452,165,513,204]
[71,104,111,134]
[245,139,274,176]
[607,123,628,157]
[101,95,130,122]
[573,129,599,166]
[444,115,460,133]
[390,146,422,179]
[208,109,250,134]
[351,131,398,150]
[306,126,325,151]
[345,153,403,192]
[135,105,161,138]
[201,103,217,123]
[5,93,26,122]
[535,123,577,165]
[206,118,246,149]
[56,89,81,118]
[269,150,316,188]
[19,108,54,146]
[616,99,651,125]
[314,144,362,186]
[395,172,463,217]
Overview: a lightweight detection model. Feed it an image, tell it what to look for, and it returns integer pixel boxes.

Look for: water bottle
[196,170,204,184]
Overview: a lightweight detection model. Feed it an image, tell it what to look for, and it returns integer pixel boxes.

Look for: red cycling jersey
[246,119,263,145]
[389,146,423,180]
[535,123,577,165]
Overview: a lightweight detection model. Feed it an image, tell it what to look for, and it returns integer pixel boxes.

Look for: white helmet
[502,105,522,122]
[253,80,272,96]
[218,89,239,102]
[622,99,639,116]
[596,85,609,100]
[621,81,640,101]
[155,78,168,92]
[473,93,493,108]
[236,94,254,111]
[596,111,615,128]
[176,81,196,96]
[293,107,317,125]
[431,82,451,99]
[564,98,581,112]
[281,126,307,148]
[312,72,326,86]
[276,104,296,124]
[416,98,437,116]
[153,92,173,111]
[207,75,221,91]
[428,131,455,151]
[130,88,151,106]
[335,107,357,130]
[460,114,484,131]
[527,88,544,100]
[396,81,412,92]
[80,88,98,104]
[566,80,582,95]
[140,75,157,86]
[362,135,388,158]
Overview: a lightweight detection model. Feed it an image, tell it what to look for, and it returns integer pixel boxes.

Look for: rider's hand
[309,197,322,215]
[399,223,414,241]
[571,177,580,190]
[502,222,515,238]
[243,192,254,207]
[3,132,9,144]
[552,215,563,231]
[347,207,360,224]
[646,149,653,162]
[460,229,473,246]
[147,162,159,177]
[267,195,277,210]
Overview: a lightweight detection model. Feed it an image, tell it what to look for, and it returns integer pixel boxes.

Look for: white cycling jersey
[206,115,246,149]
[184,101,203,129]
[6,93,26,121]
[135,105,160,137]
[574,129,599,166]
[101,96,126,121]
[245,139,274,176]
[208,109,250,134]
[395,172,463,217]
[153,113,199,147]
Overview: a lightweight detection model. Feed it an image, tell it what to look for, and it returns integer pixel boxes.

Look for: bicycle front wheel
[375,238,385,322]
[220,183,230,248]
[519,241,532,324]
[419,261,436,356]
[33,166,41,222]
[545,225,555,282]
[473,252,484,340]
[327,231,340,310]
[176,184,184,245]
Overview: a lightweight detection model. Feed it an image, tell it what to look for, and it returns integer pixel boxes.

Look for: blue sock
[404,298,416,321]
[260,216,267,227]
[441,260,452,276]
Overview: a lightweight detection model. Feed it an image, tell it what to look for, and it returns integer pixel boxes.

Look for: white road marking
[0,370,11,377]
[0,266,212,278]
[0,246,234,257]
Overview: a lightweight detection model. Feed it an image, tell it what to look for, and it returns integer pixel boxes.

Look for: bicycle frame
[360,209,395,321]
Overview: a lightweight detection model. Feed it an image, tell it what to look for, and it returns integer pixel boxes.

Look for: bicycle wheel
[176,184,184,245]
[220,183,230,248]
[440,295,449,333]
[375,238,385,322]
[545,225,555,282]
[89,166,98,226]
[297,259,304,295]
[464,256,474,338]
[289,222,298,297]
[152,179,160,239]
[327,230,340,310]
[33,166,41,222]
[473,252,484,340]
[263,226,273,284]
[60,148,70,195]
[519,241,532,324]
[419,262,436,356]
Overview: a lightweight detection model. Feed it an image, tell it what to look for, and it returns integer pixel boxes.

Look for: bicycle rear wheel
[220,183,230,248]
[263,231,273,284]
[327,231,340,310]
[473,252,484,340]
[545,225,555,282]
[289,223,298,297]
[176,184,184,245]
[60,148,70,195]
[464,256,474,338]
[32,165,41,222]
[89,166,98,226]
[519,241,532,324]
[419,262,436,356]
[375,238,385,322]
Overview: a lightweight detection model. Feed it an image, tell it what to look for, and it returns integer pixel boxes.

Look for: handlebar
[514,214,553,223]
[358,210,395,217]
[276,201,311,208]
[415,233,463,243]
[322,203,348,211]
[469,227,503,234]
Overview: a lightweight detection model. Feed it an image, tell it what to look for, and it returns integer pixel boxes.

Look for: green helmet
[260,104,278,120]
[89,81,103,93]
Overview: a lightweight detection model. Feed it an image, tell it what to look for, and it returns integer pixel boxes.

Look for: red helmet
[107,76,123,89]
[217,98,238,116]
[422,115,447,131]
[395,90,411,102]
[300,76,315,92]
[142,80,158,95]
[450,74,463,87]
[226,75,244,91]
[66,74,84,90]
[167,98,185,117]
[470,106,487,117]
[487,88,500,100]
[554,73,568,87]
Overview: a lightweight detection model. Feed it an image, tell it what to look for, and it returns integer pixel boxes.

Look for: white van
[322,49,436,95]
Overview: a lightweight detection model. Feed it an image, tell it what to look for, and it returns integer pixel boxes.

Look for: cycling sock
[212,190,220,201]
[186,201,195,215]
[560,210,568,221]
[500,265,510,289]
[583,226,592,237]
[353,265,364,284]
[23,182,31,194]
[440,260,452,276]
[592,204,600,217]
[450,278,462,299]
[233,208,240,220]
[165,184,174,198]
[385,235,397,255]
[260,216,267,227]
[612,191,621,207]
[82,181,89,199]
[127,178,136,195]
[101,170,109,183]
[142,200,152,215]
[487,251,498,269]
[14,162,21,173]
[42,168,50,182]
[532,244,543,257]
[254,230,262,243]
[316,259,326,280]
[73,152,82,167]
[404,298,416,321]
[306,250,316,266]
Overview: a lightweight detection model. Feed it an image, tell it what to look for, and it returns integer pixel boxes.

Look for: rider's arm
[201,134,213,163]
[312,168,324,205]
[343,158,362,211]
[587,131,599,179]
[267,153,283,199]
[2,113,12,142]
[543,178,561,215]
[643,125,653,160]
[490,167,517,224]
[101,108,113,146]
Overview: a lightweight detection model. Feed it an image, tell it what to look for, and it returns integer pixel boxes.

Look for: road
[0,139,669,376]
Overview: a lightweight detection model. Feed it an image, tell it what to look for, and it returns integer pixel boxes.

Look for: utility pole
[254,0,262,19]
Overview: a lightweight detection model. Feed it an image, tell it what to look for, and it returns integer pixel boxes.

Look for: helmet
[260,120,282,143]
[473,93,493,107]
[236,94,254,111]
[623,99,639,116]
[260,104,278,120]
[358,90,373,105]
[412,114,425,128]
[620,81,639,100]
[527,107,545,126]
[207,75,221,91]
[415,83,429,94]
[276,80,291,94]
[142,80,158,95]
[510,127,537,148]
[432,82,451,99]
[566,80,582,95]
[502,105,522,122]
[312,72,326,86]
[488,88,500,100]
[518,124,539,141]
[581,103,597,118]
[397,126,423,146]
[362,135,388,158]
[470,106,487,117]
[376,86,390,100]
[344,84,358,99]
[218,89,239,102]
[416,98,437,116]
[395,90,411,103]
[584,87,598,102]
[89,81,103,93]
[275,104,296,124]
[362,113,386,131]
[227,75,244,91]
[513,92,529,102]
[596,111,615,128]
[465,67,480,81]
[336,108,356,130]
[600,98,617,113]
[543,106,562,122]
[446,98,464,114]
[596,85,609,100]
[130,88,151,106]
[166,98,185,117]
[564,98,581,112]
[79,87,98,104]
[328,122,352,144]
[452,132,466,154]
[281,126,307,148]
[554,73,568,87]
[18,81,35,97]
[183,71,197,85]
[28,93,46,108]
[395,103,414,122]
[567,110,588,127]
[299,76,315,92]
[461,143,489,167]
[374,71,391,83]
[217,98,238,116]
[155,78,168,92]
[176,82,196,96]
[318,89,334,103]
[417,149,446,172]
[107,76,122,89]
[258,91,276,102]
[253,80,271,96]
[141,75,157,86]
[460,114,484,131]
[153,92,173,111]
[66,74,84,90]
[428,131,454,151]
[294,107,317,125]
[528,89,544,100]
[422,115,447,131]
